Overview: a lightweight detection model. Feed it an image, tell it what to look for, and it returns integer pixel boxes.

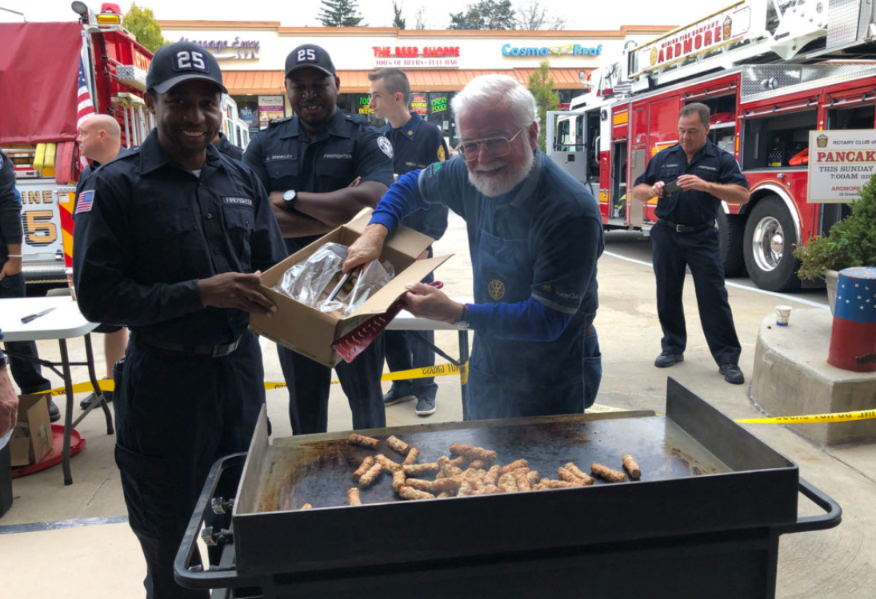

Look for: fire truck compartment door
[630,148,647,227]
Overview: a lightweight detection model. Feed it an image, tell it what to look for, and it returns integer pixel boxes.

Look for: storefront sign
[239,107,255,128]
[632,1,761,75]
[372,46,460,68]
[808,130,876,203]
[411,94,427,115]
[178,36,260,60]
[358,95,374,115]
[258,95,285,129]
[502,43,602,58]
[431,96,447,113]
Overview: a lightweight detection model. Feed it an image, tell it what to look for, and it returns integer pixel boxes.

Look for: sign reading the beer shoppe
[372,46,460,68]
[808,130,876,203]
[631,1,763,76]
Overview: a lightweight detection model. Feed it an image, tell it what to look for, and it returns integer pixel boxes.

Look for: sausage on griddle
[622,454,642,480]
[592,462,628,483]
[349,433,379,449]
[386,435,411,456]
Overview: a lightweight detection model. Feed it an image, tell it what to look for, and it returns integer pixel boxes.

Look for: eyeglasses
[456,129,523,161]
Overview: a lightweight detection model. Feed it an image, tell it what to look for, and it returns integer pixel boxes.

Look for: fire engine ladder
[628,0,831,94]
[112,93,153,149]
[808,0,876,58]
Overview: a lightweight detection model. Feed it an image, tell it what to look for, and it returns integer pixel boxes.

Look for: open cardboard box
[9,394,52,468]
[249,210,450,367]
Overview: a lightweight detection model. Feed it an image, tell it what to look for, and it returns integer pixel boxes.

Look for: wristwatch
[453,304,470,329]
[283,189,297,206]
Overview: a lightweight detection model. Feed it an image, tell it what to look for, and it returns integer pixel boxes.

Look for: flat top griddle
[222,379,805,578]
[257,415,731,512]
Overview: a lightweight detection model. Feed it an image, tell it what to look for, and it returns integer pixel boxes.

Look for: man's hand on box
[0,366,19,438]
[343,224,388,273]
[198,272,276,317]
[403,282,463,324]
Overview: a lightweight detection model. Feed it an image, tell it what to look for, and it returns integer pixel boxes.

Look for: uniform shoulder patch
[437,145,446,162]
[75,190,95,214]
[377,136,394,159]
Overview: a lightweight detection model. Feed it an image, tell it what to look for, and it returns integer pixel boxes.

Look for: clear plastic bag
[272,242,395,317]
[320,258,395,317]
[273,243,347,307]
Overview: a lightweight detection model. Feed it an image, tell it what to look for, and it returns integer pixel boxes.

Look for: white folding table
[0,296,113,485]
[386,300,472,420]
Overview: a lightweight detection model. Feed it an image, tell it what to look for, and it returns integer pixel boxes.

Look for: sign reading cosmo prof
[808,130,876,204]
[502,43,603,57]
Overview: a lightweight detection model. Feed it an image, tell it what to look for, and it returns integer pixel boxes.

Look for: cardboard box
[250,210,450,367]
[9,394,52,468]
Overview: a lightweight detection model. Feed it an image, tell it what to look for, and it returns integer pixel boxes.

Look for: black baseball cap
[285,44,336,78]
[146,41,227,94]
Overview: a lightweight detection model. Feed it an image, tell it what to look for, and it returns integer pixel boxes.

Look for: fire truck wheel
[742,196,802,292]
[716,211,746,278]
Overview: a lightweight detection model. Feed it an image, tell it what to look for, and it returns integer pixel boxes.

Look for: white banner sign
[808,129,876,203]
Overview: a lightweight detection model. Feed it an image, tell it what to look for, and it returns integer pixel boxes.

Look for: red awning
[0,22,84,144]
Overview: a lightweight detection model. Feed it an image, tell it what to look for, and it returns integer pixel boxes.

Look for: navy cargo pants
[115,331,265,599]
[650,222,742,366]
[278,332,385,435]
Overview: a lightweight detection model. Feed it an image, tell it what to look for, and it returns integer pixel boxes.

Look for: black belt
[658,218,715,233]
[136,332,242,358]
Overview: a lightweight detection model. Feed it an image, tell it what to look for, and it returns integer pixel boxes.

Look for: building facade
[158,21,670,145]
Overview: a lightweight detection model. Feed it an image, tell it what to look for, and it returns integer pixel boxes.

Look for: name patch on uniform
[662,163,679,168]
[222,196,253,207]
[324,153,352,159]
[75,190,95,214]
[266,154,295,161]
[698,165,717,171]
[377,136,394,159]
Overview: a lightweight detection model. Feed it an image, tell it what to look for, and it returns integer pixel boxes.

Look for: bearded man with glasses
[345,75,604,420]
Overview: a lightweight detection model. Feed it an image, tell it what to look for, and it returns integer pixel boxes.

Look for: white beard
[467,149,534,197]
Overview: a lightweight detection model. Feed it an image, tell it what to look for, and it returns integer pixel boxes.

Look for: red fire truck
[549,0,876,291]
[0,4,248,291]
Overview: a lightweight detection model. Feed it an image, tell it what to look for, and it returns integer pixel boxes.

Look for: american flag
[75,190,95,214]
[76,57,94,169]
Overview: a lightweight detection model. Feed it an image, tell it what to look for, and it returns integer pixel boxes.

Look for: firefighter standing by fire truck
[632,103,749,385]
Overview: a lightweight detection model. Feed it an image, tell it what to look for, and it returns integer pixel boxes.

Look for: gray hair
[451,75,538,132]
[679,103,710,127]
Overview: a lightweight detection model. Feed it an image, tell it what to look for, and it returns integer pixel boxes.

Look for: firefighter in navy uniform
[368,68,449,416]
[632,103,750,385]
[73,42,286,599]
[243,44,393,435]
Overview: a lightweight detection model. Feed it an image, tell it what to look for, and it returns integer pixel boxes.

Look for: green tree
[123,3,168,53]
[528,61,559,152]
[318,0,365,27]
[449,0,517,30]
[393,1,406,28]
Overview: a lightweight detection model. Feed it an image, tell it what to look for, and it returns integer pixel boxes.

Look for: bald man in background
[75,114,130,410]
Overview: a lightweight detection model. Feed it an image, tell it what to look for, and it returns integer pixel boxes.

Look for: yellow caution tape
[736,410,876,424]
[38,362,470,396]
[36,380,115,396]
[39,375,870,425]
